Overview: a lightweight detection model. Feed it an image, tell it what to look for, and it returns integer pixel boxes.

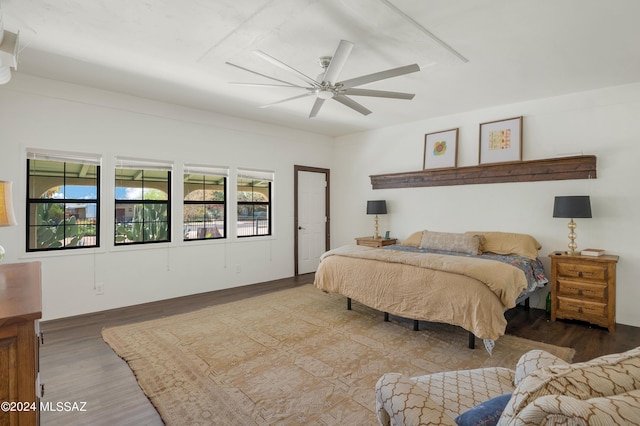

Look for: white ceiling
[2,0,640,137]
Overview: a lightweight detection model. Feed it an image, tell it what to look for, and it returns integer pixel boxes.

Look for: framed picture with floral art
[423,128,458,169]
[479,116,523,164]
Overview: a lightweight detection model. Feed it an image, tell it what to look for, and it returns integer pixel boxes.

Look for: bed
[313,230,548,350]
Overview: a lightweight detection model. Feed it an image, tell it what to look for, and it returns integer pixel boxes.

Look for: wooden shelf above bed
[370,155,596,189]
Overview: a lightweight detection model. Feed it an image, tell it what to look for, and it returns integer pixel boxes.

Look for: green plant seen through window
[115,188,169,244]
[35,203,96,249]
[115,203,168,243]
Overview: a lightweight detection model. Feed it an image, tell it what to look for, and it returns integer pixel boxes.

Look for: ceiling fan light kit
[227,39,420,118]
[0,4,20,85]
[316,89,334,100]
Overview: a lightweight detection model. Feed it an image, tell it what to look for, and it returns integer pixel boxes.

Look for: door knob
[298,226,305,230]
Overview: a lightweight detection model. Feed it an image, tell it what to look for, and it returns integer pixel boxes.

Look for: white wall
[2,74,639,328]
[333,82,640,327]
[0,74,334,320]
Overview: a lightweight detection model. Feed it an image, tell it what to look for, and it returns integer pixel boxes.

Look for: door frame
[294,165,330,276]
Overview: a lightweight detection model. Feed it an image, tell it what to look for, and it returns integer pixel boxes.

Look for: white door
[297,170,327,274]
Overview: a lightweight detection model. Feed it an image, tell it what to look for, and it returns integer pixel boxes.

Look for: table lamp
[367,200,387,239]
[553,195,591,255]
[0,181,17,261]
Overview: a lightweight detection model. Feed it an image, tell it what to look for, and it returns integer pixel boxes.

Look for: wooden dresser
[0,262,42,426]
[549,253,618,332]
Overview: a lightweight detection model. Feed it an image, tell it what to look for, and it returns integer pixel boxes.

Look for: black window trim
[25,150,101,253]
[236,168,274,239]
[114,157,173,246]
[183,164,229,242]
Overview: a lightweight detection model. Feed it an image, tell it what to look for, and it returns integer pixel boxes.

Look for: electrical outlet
[235,265,241,274]
[95,282,104,295]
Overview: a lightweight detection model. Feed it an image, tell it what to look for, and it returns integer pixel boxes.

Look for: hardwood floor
[40,274,640,425]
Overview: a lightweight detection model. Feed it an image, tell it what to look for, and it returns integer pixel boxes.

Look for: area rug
[102,284,574,425]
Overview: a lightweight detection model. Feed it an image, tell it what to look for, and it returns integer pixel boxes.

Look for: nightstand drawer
[557,296,607,318]
[557,279,607,301]
[557,262,608,281]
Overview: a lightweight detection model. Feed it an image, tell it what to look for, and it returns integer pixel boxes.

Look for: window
[115,157,172,245]
[237,168,273,237]
[26,150,101,252]
[183,164,227,241]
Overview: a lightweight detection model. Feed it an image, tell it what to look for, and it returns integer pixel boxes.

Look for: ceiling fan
[226,40,420,118]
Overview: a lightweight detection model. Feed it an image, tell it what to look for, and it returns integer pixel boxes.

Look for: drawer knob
[578,271,583,277]
[578,290,584,296]
[578,307,584,313]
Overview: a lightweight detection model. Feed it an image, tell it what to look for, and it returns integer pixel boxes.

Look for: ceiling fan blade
[253,50,320,88]
[226,62,301,87]
[343,88,415,100]
[230,82,308,89]
[338,64,420,89]
[259,92,315,108]
[322,40,354,84]
[333,95,372,116]
[309,98,325,118]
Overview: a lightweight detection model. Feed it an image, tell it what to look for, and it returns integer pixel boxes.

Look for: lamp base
[373,214,380,239]
[566,218,579,256]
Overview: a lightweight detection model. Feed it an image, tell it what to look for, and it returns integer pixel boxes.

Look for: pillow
[399,230,425,247]
[466,231,541,260]
[514,390,640,425]
[455,393,511,426]
[420,231,482,255]
[497,346,640,426]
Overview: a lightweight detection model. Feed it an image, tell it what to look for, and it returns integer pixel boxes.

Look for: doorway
[294,165,330,275]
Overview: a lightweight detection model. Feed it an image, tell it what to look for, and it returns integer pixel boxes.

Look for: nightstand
[549,252,619,332]
[355,236,397,248]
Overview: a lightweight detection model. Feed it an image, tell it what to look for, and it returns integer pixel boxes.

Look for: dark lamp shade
[367,200,387,215]
[553,196,592,219]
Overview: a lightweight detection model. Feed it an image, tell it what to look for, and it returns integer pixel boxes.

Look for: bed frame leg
[413,320,419,331]
[524,298,530,311]
[468,332,475,349]
[384,312,389,322]
[347,297,352,310]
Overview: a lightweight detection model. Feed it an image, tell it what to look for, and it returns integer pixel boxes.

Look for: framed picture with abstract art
[423,128,458,169]
[479,116,523,164]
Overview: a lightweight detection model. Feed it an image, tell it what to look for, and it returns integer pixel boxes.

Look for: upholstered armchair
[376,347,640,425]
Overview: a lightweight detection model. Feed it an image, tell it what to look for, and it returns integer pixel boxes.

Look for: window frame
[25,150,101,253]
[114,157,172,246]
[183,164,228,242]
[236,168,273,238]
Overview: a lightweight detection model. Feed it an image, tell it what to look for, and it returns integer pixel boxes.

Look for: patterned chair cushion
[498,346,640,425]
[419,231,482,255]
[412,367,515,420]
[376,373,457,426]
[513,390,640,425]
